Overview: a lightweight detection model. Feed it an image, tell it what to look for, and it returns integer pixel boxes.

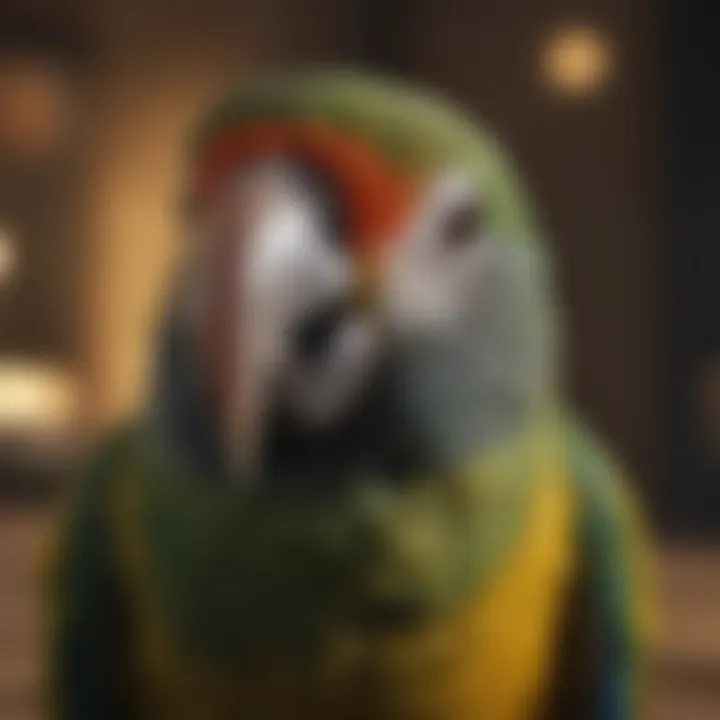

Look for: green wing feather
[568,419,656,720]
[46,427,138,720]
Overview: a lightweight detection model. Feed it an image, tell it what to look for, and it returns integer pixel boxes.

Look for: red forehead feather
[194,122,418,261]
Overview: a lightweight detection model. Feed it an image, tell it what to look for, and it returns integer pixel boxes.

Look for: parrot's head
[158,70,557,493]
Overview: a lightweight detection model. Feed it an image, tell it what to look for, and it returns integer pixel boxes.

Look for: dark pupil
[444,203,483,247]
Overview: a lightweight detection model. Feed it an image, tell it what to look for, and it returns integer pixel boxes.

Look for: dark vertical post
[664,0,720,539]
[355,0,412,75]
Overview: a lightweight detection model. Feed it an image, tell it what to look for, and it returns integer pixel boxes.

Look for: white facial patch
[384,170,500,336]
[241,165,383,425]
[240,164,352,369]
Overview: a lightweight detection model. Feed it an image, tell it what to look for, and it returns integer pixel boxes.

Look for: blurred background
[0,0,717,717]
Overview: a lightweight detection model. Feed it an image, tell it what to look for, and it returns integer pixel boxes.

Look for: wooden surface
[0,507,718,719]
[0,508,45,720]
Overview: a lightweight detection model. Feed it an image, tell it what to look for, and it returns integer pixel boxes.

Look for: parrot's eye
[441,201,486,250]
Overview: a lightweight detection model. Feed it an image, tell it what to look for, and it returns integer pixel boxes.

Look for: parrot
[45,69,655,720]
